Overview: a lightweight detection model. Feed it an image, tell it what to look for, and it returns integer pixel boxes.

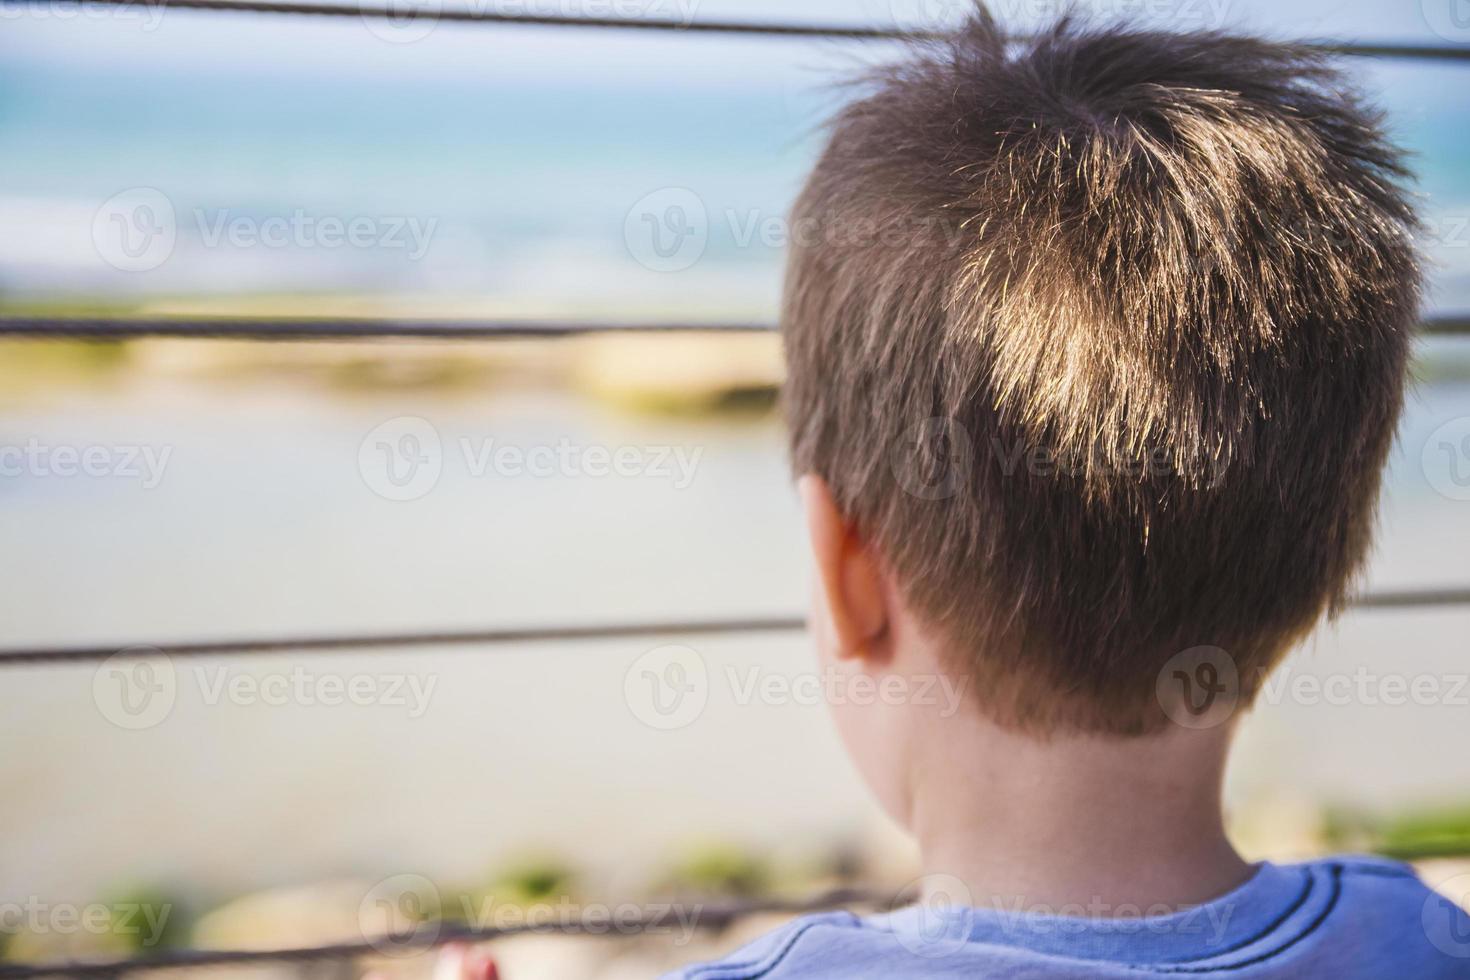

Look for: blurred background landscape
[1,0,1468,975]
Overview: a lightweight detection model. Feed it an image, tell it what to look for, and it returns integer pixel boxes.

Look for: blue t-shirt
[664,856,1470,978]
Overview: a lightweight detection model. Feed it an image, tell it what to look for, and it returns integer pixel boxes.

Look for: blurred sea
[0,31,1467,316]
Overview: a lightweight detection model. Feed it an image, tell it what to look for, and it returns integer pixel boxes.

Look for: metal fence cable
[0,615,808,667]
[0,316,771,341]
[0,314,1466,341]
[2,590,1467,668]
[1,0,1468,61]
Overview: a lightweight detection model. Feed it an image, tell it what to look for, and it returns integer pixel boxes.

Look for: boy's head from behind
[783,10,1421,746]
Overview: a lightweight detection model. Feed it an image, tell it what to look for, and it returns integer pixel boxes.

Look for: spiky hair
[782,8,1421,733]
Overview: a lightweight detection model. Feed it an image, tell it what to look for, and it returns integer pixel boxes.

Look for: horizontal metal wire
[0,315,771,340]
[0,616,809,666]
[2,589,1467,668]
[1349,587,1470,609]
[0,887,886,979]
[1,0,1468,63]
[2,313,1467,341]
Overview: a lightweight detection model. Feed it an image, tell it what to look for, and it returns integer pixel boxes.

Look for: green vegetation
[662,843,771,898]
[102,887,189,953]
[1325,804,1470,859]
[489,858,578,905]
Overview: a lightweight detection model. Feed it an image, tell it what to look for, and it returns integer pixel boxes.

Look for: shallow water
[0,362,1467,903]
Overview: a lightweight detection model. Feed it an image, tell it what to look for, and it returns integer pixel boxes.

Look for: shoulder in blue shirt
[663,856,1470,978]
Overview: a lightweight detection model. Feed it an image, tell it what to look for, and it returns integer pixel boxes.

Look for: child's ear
[797,474,889,661]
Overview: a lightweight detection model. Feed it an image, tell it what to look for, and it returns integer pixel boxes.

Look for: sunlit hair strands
[781,4,1423,734]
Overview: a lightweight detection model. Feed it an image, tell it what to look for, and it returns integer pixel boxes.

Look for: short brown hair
[781,8,1421,734]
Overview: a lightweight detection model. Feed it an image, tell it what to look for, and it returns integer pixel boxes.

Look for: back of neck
[908,712,1251,913]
